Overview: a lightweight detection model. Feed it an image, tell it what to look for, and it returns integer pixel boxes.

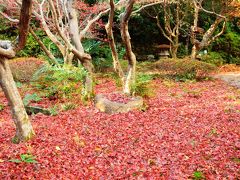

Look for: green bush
[155,58,216,81]
[83,39,127,72]
[83,39,113,72]
[193,171,205,180]
[23,93,42,106]
[212,24,240,64]
[201,52,226,66]
[132,73,155,98]
[32,64,87,100]
[17,33,42,57]
[17,30,61,58]
[177,43,189,58]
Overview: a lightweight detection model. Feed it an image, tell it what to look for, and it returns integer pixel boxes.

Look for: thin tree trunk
[191,45,198,60]
[0,58,34,143]
[191,1,200,60]
[66,0,94,98]
[120,0,136,94]
[0,0,35,143]
[105,0,124,83]
[171,45,178,59]
[29,27,58,65]
[17,0,32,51]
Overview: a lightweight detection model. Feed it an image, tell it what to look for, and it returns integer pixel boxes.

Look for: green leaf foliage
[23,93,42,106]
[9,154,38,164]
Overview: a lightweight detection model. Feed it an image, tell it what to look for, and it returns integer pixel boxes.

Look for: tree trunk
[171,45,178,59]
[191,45,198,60]
[191,1,225,60]
[17,0,33,51]
[120,0,136,94]
[0,0,34,143]
[67,0,94,99]
[191,1,199,60]
[0,58,34,143]
[106,0,124,83]
[29,27,58,65]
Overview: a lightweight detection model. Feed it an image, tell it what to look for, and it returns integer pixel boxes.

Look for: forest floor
[0,74,240,179]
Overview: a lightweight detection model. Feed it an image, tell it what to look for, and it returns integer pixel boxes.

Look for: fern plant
[131,73,155,98]
[32,64,87,100]
[23,93,42,106]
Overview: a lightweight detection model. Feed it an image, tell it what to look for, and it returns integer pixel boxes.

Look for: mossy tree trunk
[0,0,35,143]
[0,59,34,143]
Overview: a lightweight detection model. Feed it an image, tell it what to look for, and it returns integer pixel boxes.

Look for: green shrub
[23,93,42,106]
[212,26,240,64]
[32,64,87,100]
[16,30,61,58]
[201,52,226,66]
[9,58,45,82]
[17,33,42,57]
[83,39,127,72]
[83,39,113,72]
[155,58,216,81]
[177,43,189,58]
[132,73,155,98]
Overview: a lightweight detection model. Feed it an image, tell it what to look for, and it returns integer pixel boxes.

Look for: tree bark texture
[29,27,57,64]
[105,0,124,83]
[0,0,35,143]
[66,0,94,98]
[0,58,34,143]
[120,0,136,94]
[191,0,200,60]
[17,0,33,51]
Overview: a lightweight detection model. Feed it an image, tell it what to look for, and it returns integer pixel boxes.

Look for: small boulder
[95,93,143,114]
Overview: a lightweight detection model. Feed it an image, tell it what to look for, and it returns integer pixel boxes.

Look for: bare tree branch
[199,4,226,19]
[0,12,19,23]
[132,0,164,15]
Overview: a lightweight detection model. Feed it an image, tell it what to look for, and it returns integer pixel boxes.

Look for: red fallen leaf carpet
[0,79,239,179]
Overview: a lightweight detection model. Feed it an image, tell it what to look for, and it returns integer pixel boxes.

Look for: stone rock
[94,94,143,114]
[25,106,51,115]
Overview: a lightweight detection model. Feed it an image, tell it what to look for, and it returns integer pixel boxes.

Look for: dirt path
[214,72,240,88]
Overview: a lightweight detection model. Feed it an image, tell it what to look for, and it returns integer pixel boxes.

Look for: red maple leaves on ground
[0,79,239,178]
